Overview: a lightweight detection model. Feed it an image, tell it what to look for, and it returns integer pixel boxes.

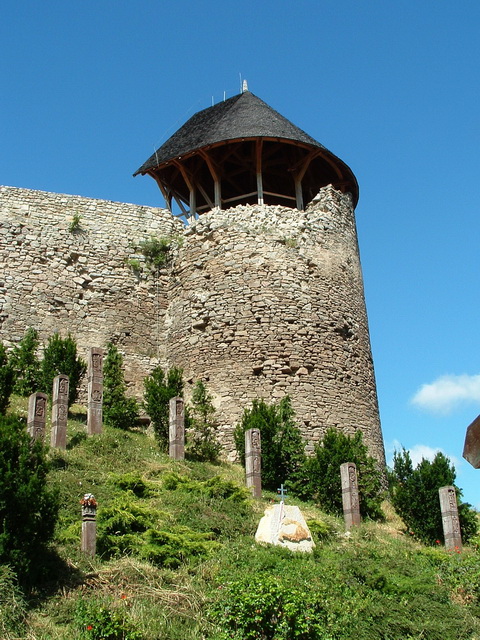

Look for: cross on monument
[277,484,287,502]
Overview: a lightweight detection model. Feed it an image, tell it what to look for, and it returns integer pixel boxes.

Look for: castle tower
[135,91,385,467]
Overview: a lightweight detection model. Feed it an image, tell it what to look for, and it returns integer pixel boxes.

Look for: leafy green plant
[68,212,82,233]
[186,380,221,462]
[390,448,478,544]
[0,414,59,585]
[41,333,86,405]
[124,257,142,275]
[75,598,141,640]
[0,565,27,639]
[143,366,183,449]
[234,396,306,491]
[0,342,14,415]
[103,343,139,430]
[293,428,384,520]
[138,236,171,270]
[9,328,41,396]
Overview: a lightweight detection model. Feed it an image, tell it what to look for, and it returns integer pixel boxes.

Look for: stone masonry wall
[0,185,183,394]
[166,186,385,465]
[0,184,385,467]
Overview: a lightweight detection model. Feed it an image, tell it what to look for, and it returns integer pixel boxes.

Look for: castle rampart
[0,184,385,466]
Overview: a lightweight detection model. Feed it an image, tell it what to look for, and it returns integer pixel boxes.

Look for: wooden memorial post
[245,428,262,498]
[169,397,185,460]
[340,462,361,530]
[87,347,103,435]
[51,374,69,449]
[81,493,97,557]
[27,392,47,441]
[439,486,462,552]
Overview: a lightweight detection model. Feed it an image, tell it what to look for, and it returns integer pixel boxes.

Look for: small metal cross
[277,483,287,502]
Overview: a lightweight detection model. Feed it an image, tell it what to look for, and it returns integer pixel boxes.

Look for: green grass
[3,396,480,639]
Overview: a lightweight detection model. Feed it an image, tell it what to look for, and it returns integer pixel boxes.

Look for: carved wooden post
[27,392,47,441]
[169,397,185,460]
[245,428,262,498]
[51,374,69,449]
[87,347,103,435]
[81,493,97,557]
[340,462,361,530]
[439,486,462,551]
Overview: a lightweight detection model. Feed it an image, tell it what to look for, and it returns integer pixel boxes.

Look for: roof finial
[242,79,248,93]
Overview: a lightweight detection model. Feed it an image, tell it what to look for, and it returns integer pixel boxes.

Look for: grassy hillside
[2,399,480,639]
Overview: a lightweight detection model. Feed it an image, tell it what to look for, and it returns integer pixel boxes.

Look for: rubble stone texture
[0,184,385,465]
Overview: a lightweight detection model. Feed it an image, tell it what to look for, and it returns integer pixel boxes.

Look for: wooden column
[169,397,185,460]
[256,140,264,205]
[81,494,97,557]
[27,392,47,441]
[340,462,361,530]
[439,486,462,551]
[245,428,262,498]
[51,374,69,449]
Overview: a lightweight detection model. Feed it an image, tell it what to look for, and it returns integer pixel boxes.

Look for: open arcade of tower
[0,91,386,466]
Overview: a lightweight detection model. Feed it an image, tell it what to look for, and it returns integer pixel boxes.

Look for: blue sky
[2,2,479,506]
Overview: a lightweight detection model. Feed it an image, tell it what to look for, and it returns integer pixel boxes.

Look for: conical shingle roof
[135,91,358,214]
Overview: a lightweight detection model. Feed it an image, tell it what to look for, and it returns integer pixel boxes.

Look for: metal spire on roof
[242,79,248,93]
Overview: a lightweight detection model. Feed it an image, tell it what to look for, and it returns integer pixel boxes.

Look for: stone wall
[166,186,385,464]
[0,184,385,466]
[0,185,182,393]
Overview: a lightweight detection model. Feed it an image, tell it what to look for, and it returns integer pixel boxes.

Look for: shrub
[75,598,141,640]
[186,380,221,462]
[0,343,14,415]
[9,328,41,396]
[294,428,384,520]
[143,366,183,449]
[40,333,86,405]
[138,236,171,271]
[234,396,305,491]
[0,414,59,584]
[390,448,478,544]
[103,343,139,430]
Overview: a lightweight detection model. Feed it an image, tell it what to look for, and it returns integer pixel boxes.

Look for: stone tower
[135,90,386,467]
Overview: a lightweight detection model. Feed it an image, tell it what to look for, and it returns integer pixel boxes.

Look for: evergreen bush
[0,414,59,585]
[103,343,138,430]
[40,333,86,405]
[390,448,478,544]
[0,343,14,415]
[186,380,221,462]
[9,328,41,396]
[143,366,183,449]
[234,396,305,491]
[294,428,384,520]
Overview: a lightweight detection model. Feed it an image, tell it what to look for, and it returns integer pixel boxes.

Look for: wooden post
[245,428,262,498]
[340,462,361,530]
[169,397,185,460]
[27,392,47,441]
[81,493,97,557]
[439,486,462,551]
[256,140,264,205]
[87,347,103,435]
[51,374,69,449]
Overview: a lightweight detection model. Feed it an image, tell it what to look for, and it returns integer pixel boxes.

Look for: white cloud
[411,373,480,414]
